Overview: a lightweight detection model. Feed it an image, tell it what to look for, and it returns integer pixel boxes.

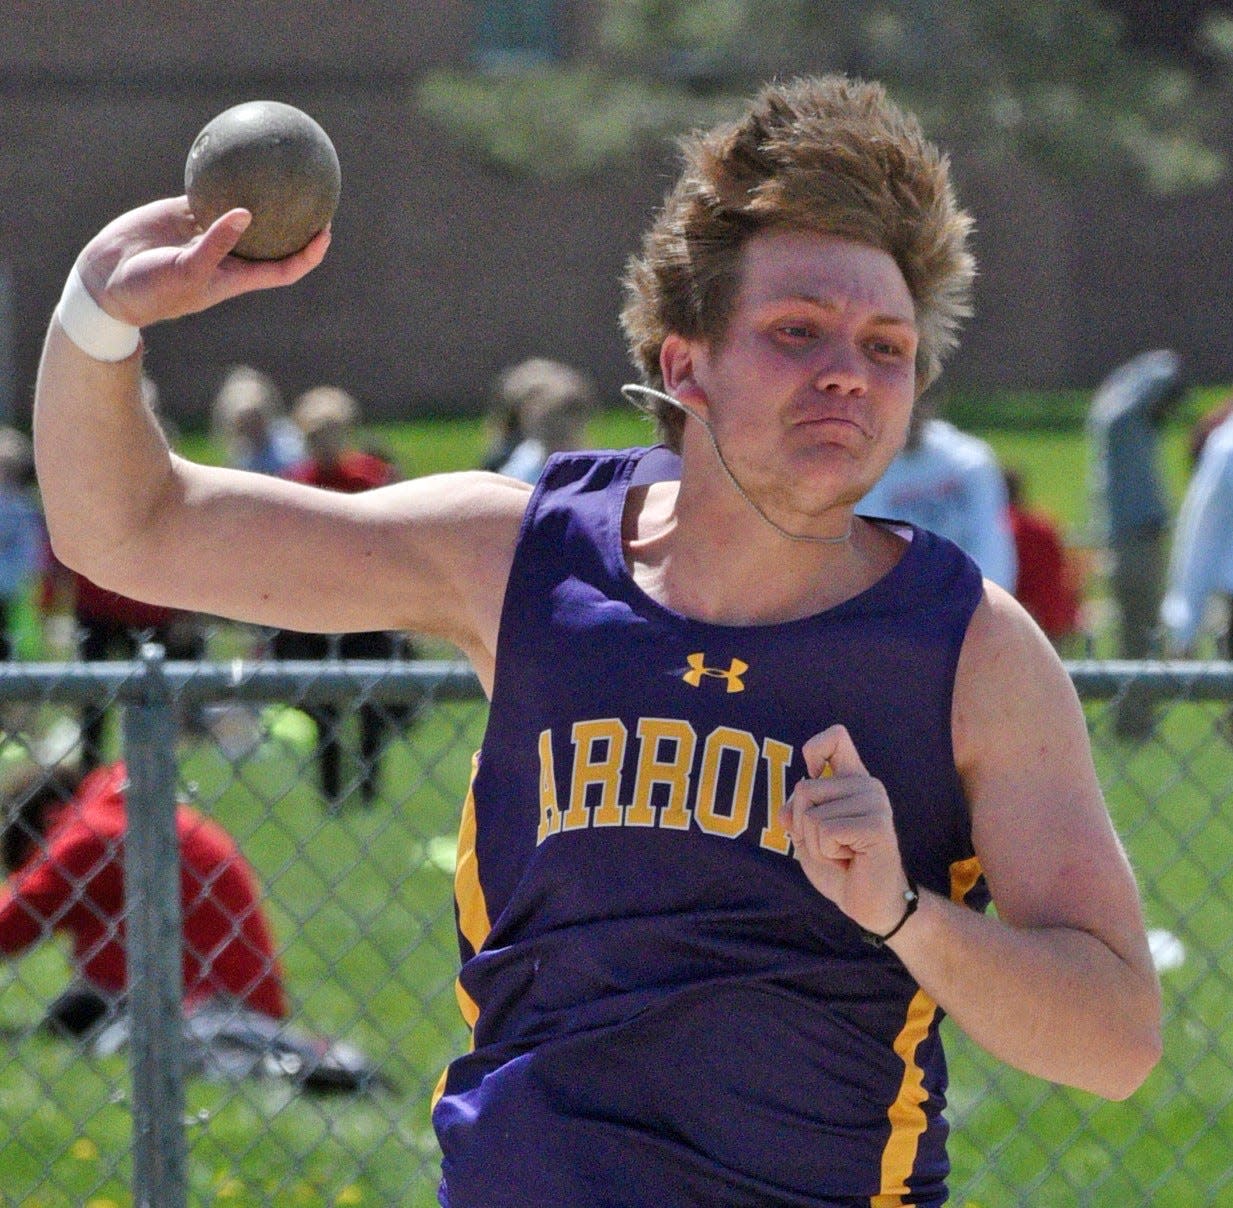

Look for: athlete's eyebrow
[867,312,917,330]
[758,292,917,329]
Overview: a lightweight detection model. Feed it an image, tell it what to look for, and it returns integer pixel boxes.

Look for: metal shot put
[185,100,340,261]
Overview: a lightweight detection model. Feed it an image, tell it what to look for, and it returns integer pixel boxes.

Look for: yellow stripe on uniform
[455,752,494,962]
[874,854,986,1205]
[874,987,938,1204]
[432,753,493,1111]
[948,855,985,904]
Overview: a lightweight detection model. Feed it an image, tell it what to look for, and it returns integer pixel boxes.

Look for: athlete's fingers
[801,724,867,780]
[199,210,330,285]
[192,207,253,263]
[782,726,880,841]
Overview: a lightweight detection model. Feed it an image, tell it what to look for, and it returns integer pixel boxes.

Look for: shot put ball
[184,100,341,261]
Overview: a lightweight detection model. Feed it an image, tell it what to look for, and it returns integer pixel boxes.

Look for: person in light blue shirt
[0,428,43,660]
[210,364,305,476]
[493,358,597,485]
[1087,349,1187,738]
[1161,408,1233,657]
[856,408,1016,591]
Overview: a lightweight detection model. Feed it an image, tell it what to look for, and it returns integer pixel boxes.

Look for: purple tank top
[434,446,988,1207]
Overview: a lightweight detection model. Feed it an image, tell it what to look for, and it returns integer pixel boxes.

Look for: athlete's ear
[660,334,709,414]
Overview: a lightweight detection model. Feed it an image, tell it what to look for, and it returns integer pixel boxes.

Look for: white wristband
[55,265,141,362]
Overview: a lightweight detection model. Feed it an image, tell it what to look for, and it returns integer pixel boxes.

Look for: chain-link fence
[0,652,1229,1207]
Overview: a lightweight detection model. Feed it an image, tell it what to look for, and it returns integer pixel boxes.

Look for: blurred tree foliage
[418,0,1233,191]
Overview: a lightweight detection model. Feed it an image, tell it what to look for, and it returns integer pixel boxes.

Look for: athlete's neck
[624,481,887,626]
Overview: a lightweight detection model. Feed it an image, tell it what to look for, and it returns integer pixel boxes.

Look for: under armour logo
[682,653,748,693]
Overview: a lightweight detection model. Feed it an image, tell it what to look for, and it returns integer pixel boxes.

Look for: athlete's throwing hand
[72,197,329,332]
[780,724,916,939]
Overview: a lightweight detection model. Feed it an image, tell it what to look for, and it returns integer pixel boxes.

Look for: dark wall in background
[3,2,1232,428]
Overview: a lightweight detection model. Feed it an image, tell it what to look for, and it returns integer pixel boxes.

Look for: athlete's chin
[763,466,866,518]
[783,440,868,486]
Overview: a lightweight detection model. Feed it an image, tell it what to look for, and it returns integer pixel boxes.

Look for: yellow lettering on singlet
[627,717,698,829]
[565,718,628,829]
[536,728,563,843]
[694,726,758,838]
[758,736,795,854]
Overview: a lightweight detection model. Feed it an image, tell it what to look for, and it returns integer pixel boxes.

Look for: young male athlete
[33,75,1160,1206]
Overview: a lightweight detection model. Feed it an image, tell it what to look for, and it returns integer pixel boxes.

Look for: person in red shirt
[1004,468,1084,651]
[0,760,287,1036]
[283,385,399,495]
[273,386,413,808]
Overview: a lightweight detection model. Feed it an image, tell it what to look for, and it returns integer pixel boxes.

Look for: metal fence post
[122,642,187,1208]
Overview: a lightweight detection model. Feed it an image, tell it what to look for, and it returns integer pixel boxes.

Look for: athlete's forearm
[888,888,1162,1100]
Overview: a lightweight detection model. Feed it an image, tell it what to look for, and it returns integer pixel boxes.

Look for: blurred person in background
[478,390,524,473]
[0,760,287,1038]
[1087,349,1187,739]
[1004,467,1084,654]
[1187,391,1233,468]
[856,400,1016,589]
[0,427,42,661]
[271,385,411,808]
[209,363,305,476]
[283,385,400,494]
[492,356,598,484]
[1,759,383,1091]
[1161,404,1233,662]
[39,553,205,767]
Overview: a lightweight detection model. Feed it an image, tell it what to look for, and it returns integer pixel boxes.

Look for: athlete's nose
[813,341,868,396]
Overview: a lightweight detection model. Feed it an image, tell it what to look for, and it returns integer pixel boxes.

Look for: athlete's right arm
[34,198,529,690]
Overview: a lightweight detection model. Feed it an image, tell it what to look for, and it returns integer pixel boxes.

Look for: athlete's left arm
[891,583,1163,1099]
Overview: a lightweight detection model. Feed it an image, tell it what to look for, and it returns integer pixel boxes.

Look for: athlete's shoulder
[520,446,664,509]
[958,579,1066,700]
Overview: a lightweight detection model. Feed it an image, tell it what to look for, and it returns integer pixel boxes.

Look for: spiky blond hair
[620,74,975,450]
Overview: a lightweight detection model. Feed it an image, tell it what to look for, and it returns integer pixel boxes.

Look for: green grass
[986,424,1199,539]
[5,390,1232,1203]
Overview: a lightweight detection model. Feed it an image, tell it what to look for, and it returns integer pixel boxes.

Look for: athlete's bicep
[952,587,1152,970]
[111,464,530,663]
[308,470,531,656]
[375,471,532,680]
